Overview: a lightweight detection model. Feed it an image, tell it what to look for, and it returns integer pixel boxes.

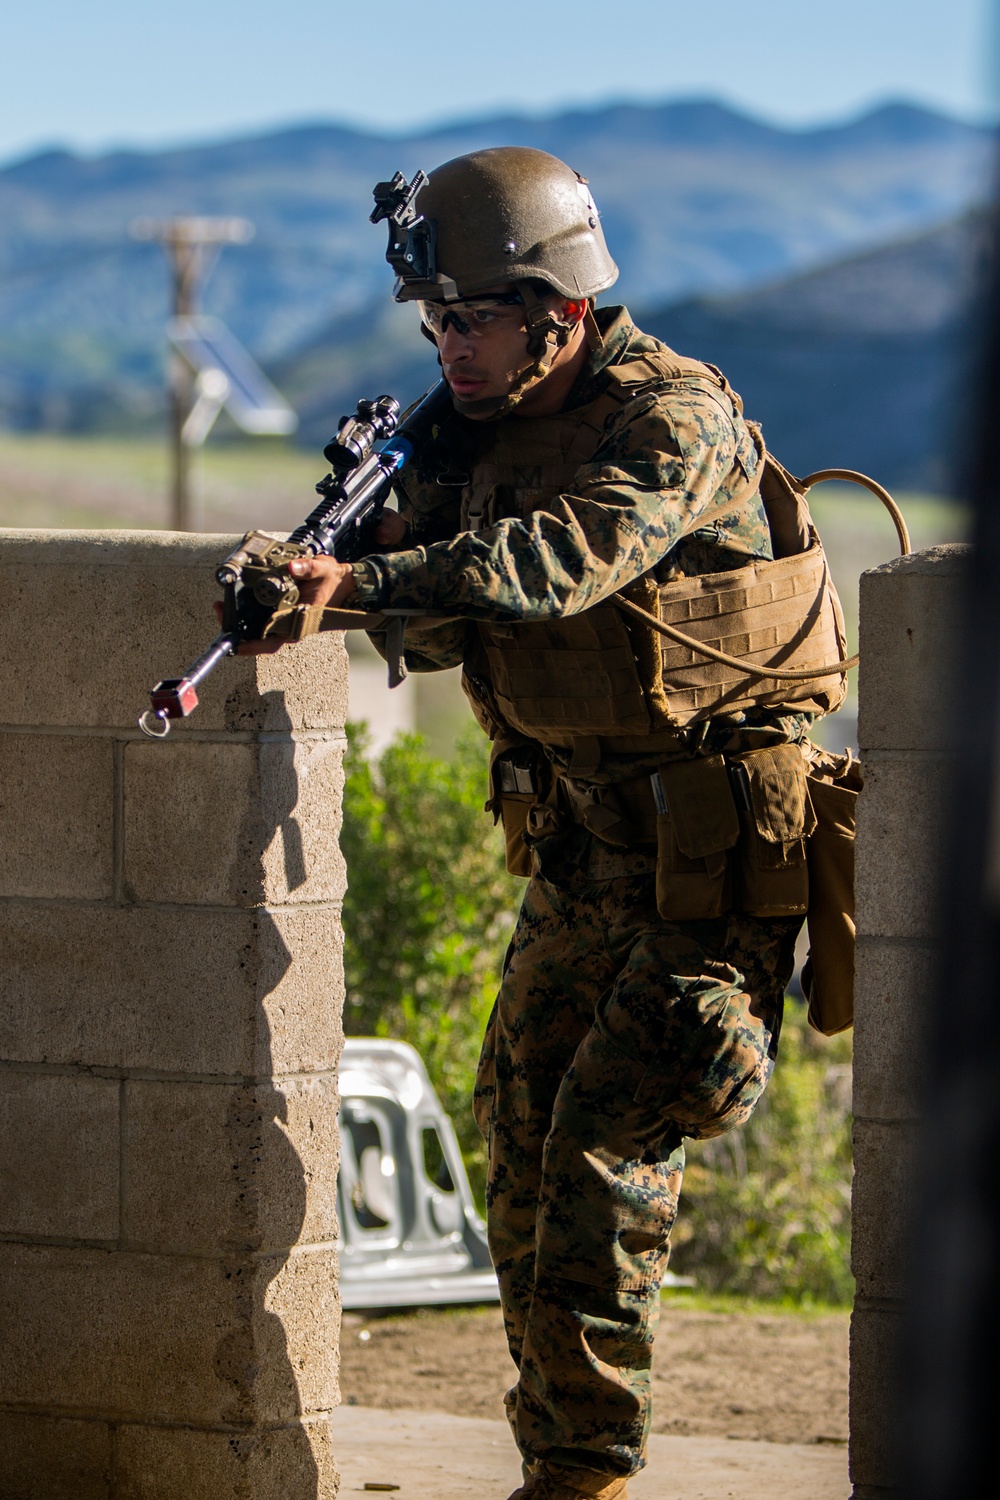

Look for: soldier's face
[420,287,537,414]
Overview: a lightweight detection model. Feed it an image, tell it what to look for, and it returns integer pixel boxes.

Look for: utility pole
[131,217,254,530]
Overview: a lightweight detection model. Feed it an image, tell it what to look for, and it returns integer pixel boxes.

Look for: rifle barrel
[139,632,237,738]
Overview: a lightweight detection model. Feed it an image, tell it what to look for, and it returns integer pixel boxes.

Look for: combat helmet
[371,146,619,304]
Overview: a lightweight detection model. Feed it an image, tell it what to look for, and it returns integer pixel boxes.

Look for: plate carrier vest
[459,348,848,758]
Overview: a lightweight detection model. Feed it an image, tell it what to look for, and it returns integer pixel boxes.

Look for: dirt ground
[340,1301,849,1447]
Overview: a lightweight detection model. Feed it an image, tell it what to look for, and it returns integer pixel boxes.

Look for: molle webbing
[650,533,848,722]
[468,341,848,742]
[482,605,653,740]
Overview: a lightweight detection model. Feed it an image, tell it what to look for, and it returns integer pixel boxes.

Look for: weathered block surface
[0,530,346,1499]
[850,1303,903,1493]
[0,1243,337,1424]
[852,938,931,1121]
[851,1120,919,1302]
[854,756,944,939]
[851,548,964,1497]
[0,903,343,1074]
[0,531,349,731]
[123,736,346,906]
[858,544,963,752]
[0,1073,119,1239]
[121,1076,340,1252]
[0,734,114,898]
[113,1417,337,1500]
[0,1413,112,1500]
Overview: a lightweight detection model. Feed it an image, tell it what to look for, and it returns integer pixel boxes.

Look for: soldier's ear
[562,298,587,325]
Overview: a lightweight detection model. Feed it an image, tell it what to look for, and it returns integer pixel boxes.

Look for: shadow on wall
[212,689,320,1492]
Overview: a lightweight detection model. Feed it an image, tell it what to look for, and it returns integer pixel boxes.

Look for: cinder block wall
[851,544,964,1499]
[0,531,347,1499]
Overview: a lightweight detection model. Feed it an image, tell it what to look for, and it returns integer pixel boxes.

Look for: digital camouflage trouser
[473,833,800,1477]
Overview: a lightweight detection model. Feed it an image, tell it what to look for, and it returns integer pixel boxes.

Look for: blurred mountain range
[645,209,986,492]
[0,95,992,489]
[279,209,985,493]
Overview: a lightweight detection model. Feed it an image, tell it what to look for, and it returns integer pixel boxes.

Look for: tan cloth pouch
[488,742,547,878]
[654,755,740,920]
[732,744,815,916]
[497,793,535,877]
[801,756,862,1035]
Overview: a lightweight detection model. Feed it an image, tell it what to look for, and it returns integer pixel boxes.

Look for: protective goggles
[417,291,526,339]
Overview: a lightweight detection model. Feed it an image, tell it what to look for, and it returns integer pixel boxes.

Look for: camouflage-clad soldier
[273,148,844,1500]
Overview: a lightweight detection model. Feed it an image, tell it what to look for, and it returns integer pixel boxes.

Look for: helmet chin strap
[451,281,584,420]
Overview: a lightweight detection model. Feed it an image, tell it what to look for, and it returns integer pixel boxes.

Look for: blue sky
[0,0,991,165]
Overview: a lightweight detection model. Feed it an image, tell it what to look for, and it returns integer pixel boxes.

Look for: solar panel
[168,314,298,439]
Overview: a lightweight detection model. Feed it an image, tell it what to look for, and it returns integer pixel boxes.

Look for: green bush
[340,724,853,1303]
[340,723,520,1200]
[670,1006,854,1305]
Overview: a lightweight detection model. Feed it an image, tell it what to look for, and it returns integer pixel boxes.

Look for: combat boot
[505,1461,628,1500]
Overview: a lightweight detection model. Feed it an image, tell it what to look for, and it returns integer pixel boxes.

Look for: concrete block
[122,1075,339,1253]
[858,545,966,753]
[0,1413,111,1500]
[855,756,944,940]
[853,938,932,1122]
[851,1120,919,1302]
[0,530,347,1478]
[0,735,113,900]
[122,740,265,907]
[233,640,350,737]
[123,736,345,907]
[261,906,345,1077]
[0,1243,335,1424]
[261,1247,340,1420]
[0,532,348,732]
[259,736,346,905]
[0,532,240,731]
[0,1073,119,1240]
[113,1415,336,1500]
[850,1301,903,1492]
[0,904,342,1076]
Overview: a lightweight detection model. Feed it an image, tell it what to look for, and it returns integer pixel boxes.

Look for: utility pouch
[489,744,545,878]
[731,744,815,917]
[801,752,862,1035]
[652,755,740,920]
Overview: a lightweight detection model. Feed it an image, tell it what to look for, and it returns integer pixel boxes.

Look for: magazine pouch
[654,755,740,920]
[488,740,552,878]
[731,744,815,917]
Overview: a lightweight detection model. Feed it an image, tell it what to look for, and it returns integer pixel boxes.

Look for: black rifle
[139,379,450,738]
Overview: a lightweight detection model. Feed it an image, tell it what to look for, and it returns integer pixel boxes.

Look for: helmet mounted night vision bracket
[371,170,458,300]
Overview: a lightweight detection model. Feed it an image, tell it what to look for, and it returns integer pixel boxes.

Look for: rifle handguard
[138,381,451,737]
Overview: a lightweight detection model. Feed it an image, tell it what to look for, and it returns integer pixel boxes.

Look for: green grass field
[0,433,322,535]
[0,430,967,543]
